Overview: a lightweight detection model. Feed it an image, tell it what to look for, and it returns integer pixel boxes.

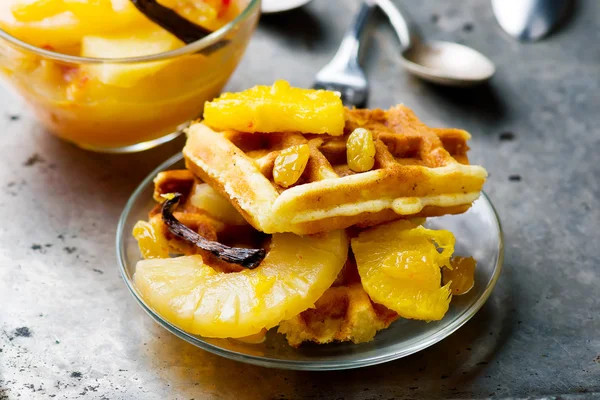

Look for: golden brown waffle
[278,284,399,346]
[146,171,398,345]
[278,256,399,346]
[183,105,487,235]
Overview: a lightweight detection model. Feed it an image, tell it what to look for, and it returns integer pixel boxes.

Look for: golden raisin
[442,256,477,295]
[273,144,310,187]
[347,128,375,172]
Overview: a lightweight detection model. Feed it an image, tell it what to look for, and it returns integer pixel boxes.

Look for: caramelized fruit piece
[443,256,476,295]
[346,127,375,172]
[134,230,348,337]
[351,220,455,321]
[203,80,345,135]
[273,144,310,188]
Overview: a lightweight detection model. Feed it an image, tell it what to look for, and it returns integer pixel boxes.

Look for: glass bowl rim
[0,0,260,64]
[116,152,504,371]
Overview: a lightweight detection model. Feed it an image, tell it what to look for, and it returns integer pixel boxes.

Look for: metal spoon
[491,0,571,42]
[376,0,496,86]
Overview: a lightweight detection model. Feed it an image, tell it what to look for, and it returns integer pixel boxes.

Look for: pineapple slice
[203,80,345,135]
[351,220,455,321]
[80,28,183,88]
[188,183,247,225]
[134,230,348,337]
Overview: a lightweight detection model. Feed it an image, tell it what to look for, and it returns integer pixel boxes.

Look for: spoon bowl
[261,0,313,14]
[401,40,496,87]
[376,0,495,86]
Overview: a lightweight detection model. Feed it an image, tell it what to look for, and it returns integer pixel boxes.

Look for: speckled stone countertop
[1,0,599,399]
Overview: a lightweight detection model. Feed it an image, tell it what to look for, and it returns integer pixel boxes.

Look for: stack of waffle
[134,83,486,346]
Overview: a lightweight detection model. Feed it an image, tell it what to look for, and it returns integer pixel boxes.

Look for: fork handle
[329,1,377,69]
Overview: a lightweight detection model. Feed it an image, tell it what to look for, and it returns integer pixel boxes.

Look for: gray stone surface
[1,0,599,399]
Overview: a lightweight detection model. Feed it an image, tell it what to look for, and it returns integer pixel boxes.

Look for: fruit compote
[0,0,258,151]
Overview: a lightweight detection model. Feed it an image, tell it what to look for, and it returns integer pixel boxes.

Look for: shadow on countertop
[420,81,508,126]
[16,127,187,232]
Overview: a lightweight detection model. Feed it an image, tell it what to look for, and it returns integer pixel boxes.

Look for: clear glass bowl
[117,153,504,370]
[0,0,259,153]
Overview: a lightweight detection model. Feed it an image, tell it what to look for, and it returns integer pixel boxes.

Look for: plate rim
[116,152,504,371]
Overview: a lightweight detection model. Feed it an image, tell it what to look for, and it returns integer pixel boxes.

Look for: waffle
[183,105,487,235]
[278,256,399,347]
[278,284,399,346]
[145,170,398,345]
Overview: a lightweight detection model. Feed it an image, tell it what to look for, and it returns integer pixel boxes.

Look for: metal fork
[312,1,377,108]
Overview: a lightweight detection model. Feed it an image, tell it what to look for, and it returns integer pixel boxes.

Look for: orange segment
[351,220,455,321]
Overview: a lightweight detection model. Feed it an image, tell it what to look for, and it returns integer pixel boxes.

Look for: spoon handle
[374,0,419,50]
[328,1,377,68]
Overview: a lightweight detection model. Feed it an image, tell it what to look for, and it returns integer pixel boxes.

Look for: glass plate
[116,153,504,371]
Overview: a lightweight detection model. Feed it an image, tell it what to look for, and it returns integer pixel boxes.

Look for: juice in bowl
[0,0,260,152]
